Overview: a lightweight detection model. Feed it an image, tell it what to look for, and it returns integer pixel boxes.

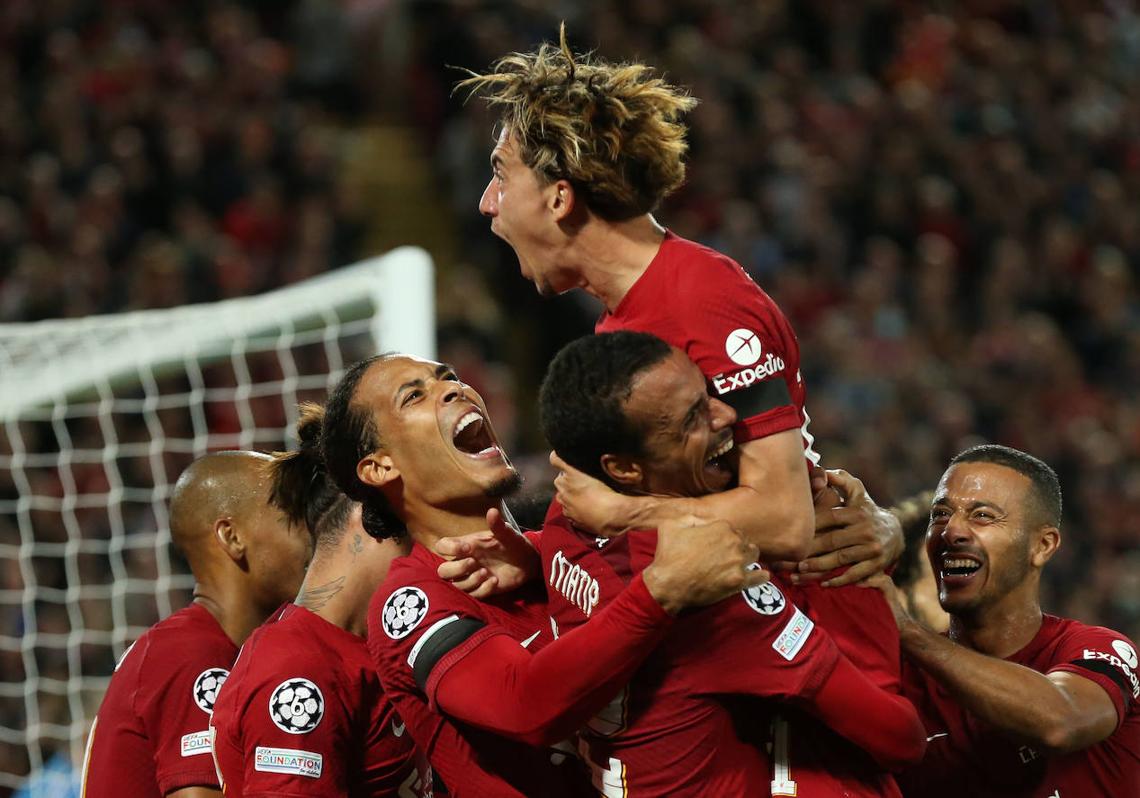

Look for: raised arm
[554,429,814,560]
[426,519,766,746]
[869,574,1121,753]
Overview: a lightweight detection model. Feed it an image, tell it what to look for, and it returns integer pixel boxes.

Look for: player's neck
[948,590,1044,659]
[192,582,275,648]
[296,539,386,637]
[574,214,666,311]
[403,496,501,557]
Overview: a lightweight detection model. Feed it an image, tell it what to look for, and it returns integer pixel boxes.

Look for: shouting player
[210,405,431,797]
[871,445,1140,796]
[460,27,899,574]
[319,353,767,797]
[81,452,313,798]
[537,331,925,796]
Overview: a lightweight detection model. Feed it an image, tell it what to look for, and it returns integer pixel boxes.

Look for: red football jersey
[542,505,846,797]
[367,543,590,798]
[210,603,429,797]
[80,602,236,797]
[899,614,1140,797]
[596,231,814,457]
[594,230,905,795]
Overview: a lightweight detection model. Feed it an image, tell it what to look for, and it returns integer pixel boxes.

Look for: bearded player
[872,445,1140,797]
[209,405,431,797]
[81,452,313,798]
[320,353,766,797]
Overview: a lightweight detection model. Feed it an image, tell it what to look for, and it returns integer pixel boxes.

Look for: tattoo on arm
[296,576,346,610]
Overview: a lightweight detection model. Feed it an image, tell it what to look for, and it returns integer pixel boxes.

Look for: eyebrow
[395,363,459,400]
[931,497,1006,515]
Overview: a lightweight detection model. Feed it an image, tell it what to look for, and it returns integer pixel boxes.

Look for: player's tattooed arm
[774,469,905,587]
[865,574,1120,753]
[551,428,814,560]
[435,507,541,597]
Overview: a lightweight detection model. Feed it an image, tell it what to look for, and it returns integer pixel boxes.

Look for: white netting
[0,247,434,790]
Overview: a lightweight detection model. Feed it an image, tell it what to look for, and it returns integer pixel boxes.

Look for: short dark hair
[320,355,406,540]
[539,331,673,483]
[270,402,353,549]
[949,444,1062,527]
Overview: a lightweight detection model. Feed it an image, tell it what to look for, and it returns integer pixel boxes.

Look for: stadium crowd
[1,0,1139,794]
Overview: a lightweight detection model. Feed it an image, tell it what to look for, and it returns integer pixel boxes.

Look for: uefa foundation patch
[254,747,323,778]
[772,607,814,661]
[180,730,212,757]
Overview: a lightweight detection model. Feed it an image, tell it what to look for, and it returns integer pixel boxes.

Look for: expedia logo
[1083,648,1140,699]
[713,353,786,395]
[725,329,762,366]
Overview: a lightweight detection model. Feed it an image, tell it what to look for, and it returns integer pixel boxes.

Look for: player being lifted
[209,405,431,797]
[319,353,766,797]
[459,25,900,574]
[81,452,313,798]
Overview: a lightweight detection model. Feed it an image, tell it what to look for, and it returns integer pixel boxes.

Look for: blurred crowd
[2,0,1140,789]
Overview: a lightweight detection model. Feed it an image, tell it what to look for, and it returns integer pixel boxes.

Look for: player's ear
[548,178,575,222]
[1030,525,1060,568]
[601,454,643,490]
[358,452,399,489]
[214,517,245,563]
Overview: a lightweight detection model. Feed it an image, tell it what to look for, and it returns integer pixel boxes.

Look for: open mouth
[452,410,500,459]
[939,553,983,585]
[706,435,734,464]
[702,436,736,485]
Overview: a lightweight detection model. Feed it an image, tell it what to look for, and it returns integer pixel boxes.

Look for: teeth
[455,411,481,436]
[706,437,734,463]
[943,558,979,569]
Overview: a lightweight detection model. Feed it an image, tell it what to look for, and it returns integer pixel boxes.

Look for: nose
[479,178,497,217]
[440,382,465,404]
[940,509,974,547]
[710,397,737,430]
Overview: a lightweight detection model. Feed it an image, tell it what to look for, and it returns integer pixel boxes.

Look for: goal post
[0,247,435,789]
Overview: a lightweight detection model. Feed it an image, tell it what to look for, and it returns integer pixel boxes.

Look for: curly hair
[539,331,673,485]
[457,24,698,221]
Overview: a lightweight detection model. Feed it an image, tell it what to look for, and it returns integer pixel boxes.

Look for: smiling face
[478,128,576,297]
[618,348,738,497]
[353,356,519,509]
[925,462,1042,616]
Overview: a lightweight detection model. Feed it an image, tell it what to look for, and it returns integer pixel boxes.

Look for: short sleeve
[136,642,229,794]
[680,269,803,443]
[370,579,505,708]
[668,578,840,700]
[236,670,352,797]
[1046,627,1139,726]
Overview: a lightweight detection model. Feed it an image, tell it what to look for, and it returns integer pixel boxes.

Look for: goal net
[0,247,435,791]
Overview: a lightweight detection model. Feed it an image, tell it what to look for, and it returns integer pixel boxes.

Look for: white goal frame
[0,247,434,789]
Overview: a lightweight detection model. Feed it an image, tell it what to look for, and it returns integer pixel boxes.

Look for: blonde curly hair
[457,25,698,221]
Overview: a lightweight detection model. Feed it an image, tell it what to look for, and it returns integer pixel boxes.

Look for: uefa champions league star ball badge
[192,668,229,715]
[269,678,325,734]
